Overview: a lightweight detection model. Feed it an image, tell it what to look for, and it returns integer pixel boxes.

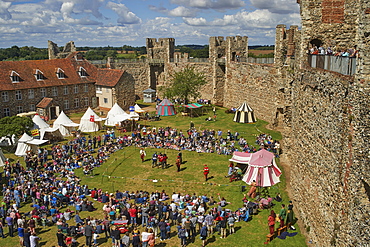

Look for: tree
[160,66,207,104]
[0,116,34,145]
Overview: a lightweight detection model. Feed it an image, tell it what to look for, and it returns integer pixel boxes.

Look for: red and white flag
[89,115,95,122]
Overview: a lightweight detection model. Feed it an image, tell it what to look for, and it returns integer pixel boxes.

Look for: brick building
[96,68,135,110]
[0,53,97,119]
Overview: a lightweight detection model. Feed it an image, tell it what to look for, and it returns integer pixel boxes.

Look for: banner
[89,115,95,122]
[31,129,39,137]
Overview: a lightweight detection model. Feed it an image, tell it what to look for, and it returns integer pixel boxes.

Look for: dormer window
[10,71,20,83]
[34,69,45,81]
[75,53,84,61]
[56,68,65,79]
[78,67,88,77]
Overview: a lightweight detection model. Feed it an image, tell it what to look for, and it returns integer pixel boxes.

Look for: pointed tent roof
[242,149,282,187]
[233,102,256,123]
[18,133,33,142]
[157,99,176,116]
[105,103,131,126]
[80,107,103,121]
[32,114,50,129]
[53,111,79,128]
[134,104,146,113]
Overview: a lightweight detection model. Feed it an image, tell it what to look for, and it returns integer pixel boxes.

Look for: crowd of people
[308,44,359,58]
[0,126,286,246]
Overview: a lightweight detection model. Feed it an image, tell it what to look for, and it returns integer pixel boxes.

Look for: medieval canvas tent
[134,104,146,113]
[233,102,256,123]
[105,103,131,127]
[15,133,48,156]
[0,148,6,167]
[32,114,62,140]
[229,151,252,164]
[79,107,104,132]
[52,111,80,136]
[242,149,282,187]
[157,99,176,116]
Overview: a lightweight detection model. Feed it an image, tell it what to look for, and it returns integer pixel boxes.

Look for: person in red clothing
[203,165,209,181]
[267,210,276,235]
[158,153,164,169]
[176,157,181,172]
[162,154,168,169]
[128,205,138,226]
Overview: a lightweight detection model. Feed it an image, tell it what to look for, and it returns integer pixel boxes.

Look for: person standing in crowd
[268,210,276,235]
[286,201,295,230]
[200,222,208,247]
[203,165,210,181]
[84,222,93,247]
[176,156,181,172]
[152,152,158,168]
[279,204,287,227]
[56,229,65,247]
[140,148,146,163]
[30,232,40,247]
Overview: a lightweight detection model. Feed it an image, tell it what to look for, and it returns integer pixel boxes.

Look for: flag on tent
[31,129,40,137]
[90,115,95,122]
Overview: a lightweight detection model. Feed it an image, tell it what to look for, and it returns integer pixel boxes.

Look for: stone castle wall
[116,63,148,100]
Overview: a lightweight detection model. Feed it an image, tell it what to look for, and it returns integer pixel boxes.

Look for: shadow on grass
[37,228,51,234]
[207,176,214,181]
[180,167,187,172]
[181,161,188,164]
[207,235,216,244]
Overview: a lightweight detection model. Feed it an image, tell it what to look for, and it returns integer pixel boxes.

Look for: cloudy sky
[0,0,301,48]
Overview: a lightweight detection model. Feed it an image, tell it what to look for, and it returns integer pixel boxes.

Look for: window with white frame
[83,97,89,106]
[78,67,88,77]
[34,69,44,81]
[16,106,23,114]
[64,100,69,110]
[40,88,46,97]
[3,108,10,117]
[10,71,20,83]
[96,85,102,93]
[28,89,34,99]
[56,68,65,79]
[15,90,22,100]
[1,92,9,102]
[84,84,88,92]
[63,86,68,95]
[74,98,79,108]
[52,87,58,96]
[74,85,79,94]
[30,104,36,111]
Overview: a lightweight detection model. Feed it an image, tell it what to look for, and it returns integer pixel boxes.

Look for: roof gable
[0,54,97,91]
[96,68,124,87]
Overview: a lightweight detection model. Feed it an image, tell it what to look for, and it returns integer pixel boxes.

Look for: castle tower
[146,38,175,63]
[48,41,76,59]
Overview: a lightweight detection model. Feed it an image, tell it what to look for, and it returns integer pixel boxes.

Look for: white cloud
[250,0,299,14]
[170,0,245,10]
[0,0,12,20]
[183,17,208,26]
[168,6,195,17]
[106,2,141,25]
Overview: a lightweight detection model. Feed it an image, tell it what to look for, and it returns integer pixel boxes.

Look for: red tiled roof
[36,97,53,108]
[96,68,124,87]
[0,53,98,91]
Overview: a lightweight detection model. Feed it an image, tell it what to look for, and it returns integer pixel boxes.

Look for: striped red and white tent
[157,99,176,116]
[242,149,282,187]
[233,102,256,123]
[229,151,252,164]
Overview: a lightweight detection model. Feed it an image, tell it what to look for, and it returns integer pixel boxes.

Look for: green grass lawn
[0,105,306,247]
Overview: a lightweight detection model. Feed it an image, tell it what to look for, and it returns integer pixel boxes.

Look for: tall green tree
[160,66,207,104]
[0,116,34,145]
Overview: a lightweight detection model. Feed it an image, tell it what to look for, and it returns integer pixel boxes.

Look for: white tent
[14,133,47,156]
[53,111,79,136]
[134,104,146,113]
[105,103,131,127]
[0,148,6,167]
[32,114,62,139]
[233,102,256,123]
[79,107,104,132]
